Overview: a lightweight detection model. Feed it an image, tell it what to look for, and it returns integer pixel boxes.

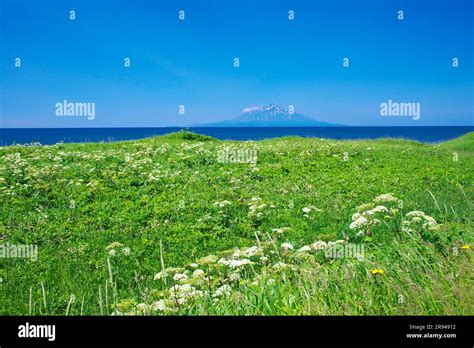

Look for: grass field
[0,131,473,315]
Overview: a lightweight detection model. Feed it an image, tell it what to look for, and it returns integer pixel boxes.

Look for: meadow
[0,131,472,315]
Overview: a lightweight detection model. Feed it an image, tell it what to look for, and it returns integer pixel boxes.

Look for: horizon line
[2,125,474,130]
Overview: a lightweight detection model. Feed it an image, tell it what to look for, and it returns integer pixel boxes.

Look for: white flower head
[218,258,231,266]
[297,245,312,253]
[213,284,232,298]
[405,211,427,219]
[154,270,168,281]
[243,246,260,257]
[349,216,368,230]
[153,300,167,312]
[122,247,131,256]
[373,193,401,205]
[214,200,232,208]
[311,241,327,250]
[169,284,196,298]
[366,205,389,216]
[192,269,205,278]
[173,273,188,283]
[229,272,241,282]
[229,259,252,268]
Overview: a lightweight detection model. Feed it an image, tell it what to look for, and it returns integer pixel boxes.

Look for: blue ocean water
[0,127,472,146]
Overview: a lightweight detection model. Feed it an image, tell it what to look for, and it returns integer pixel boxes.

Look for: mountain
[193,104,340,127]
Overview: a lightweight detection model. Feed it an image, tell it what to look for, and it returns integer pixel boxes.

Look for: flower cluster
[302,206,322,218]
[213,200,232,208]
[349,194,403,237]
[247,197,275,219]
[113,232,352,315]
[401,211,439,234]
[350,205,389,237]
[106,242,131,257]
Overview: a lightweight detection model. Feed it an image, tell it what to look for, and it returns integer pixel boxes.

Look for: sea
[0,127,472,146]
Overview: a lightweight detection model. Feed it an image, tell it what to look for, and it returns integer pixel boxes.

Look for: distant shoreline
[1,126,473,146]
[2,125,472,129]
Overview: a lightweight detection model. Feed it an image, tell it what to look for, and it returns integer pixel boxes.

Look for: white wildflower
[229,273,240,282]
[213,200,231,208]
[373,194,400,204]
[169,284,195,297]
[405,211,426,218]
[423,216,437,228]
[173,273,188,283]
[297,245,312,253]
[154,270,168,281]
[231,250,243,259]
[218,258,231,266]
[243,246,260,257]
[366,205,389,216]
[213,284,232,298]
[372,218,381,225]
[153,300,167,312]
[349,216,368,230]
[229,259,252,268]
[192,269,205,278]
[122,247,131,256]
[311,241,327,250]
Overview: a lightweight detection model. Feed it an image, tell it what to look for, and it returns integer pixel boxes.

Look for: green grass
[0,131,472,315]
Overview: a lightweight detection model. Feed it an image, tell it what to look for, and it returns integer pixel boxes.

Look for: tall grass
[0,131,472,315]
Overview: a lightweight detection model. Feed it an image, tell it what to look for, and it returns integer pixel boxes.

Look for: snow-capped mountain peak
[242,104,286,115]
[193,103,340,127]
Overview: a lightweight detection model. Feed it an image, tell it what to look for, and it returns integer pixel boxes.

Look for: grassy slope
[0,131,473,315]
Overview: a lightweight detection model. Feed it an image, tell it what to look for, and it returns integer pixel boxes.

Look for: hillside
[0,132,473,315]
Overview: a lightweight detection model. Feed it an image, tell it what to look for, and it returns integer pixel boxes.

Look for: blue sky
[1,0,473,127]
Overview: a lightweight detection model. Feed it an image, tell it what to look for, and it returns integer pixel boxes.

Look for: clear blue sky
[1,0,473,127]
